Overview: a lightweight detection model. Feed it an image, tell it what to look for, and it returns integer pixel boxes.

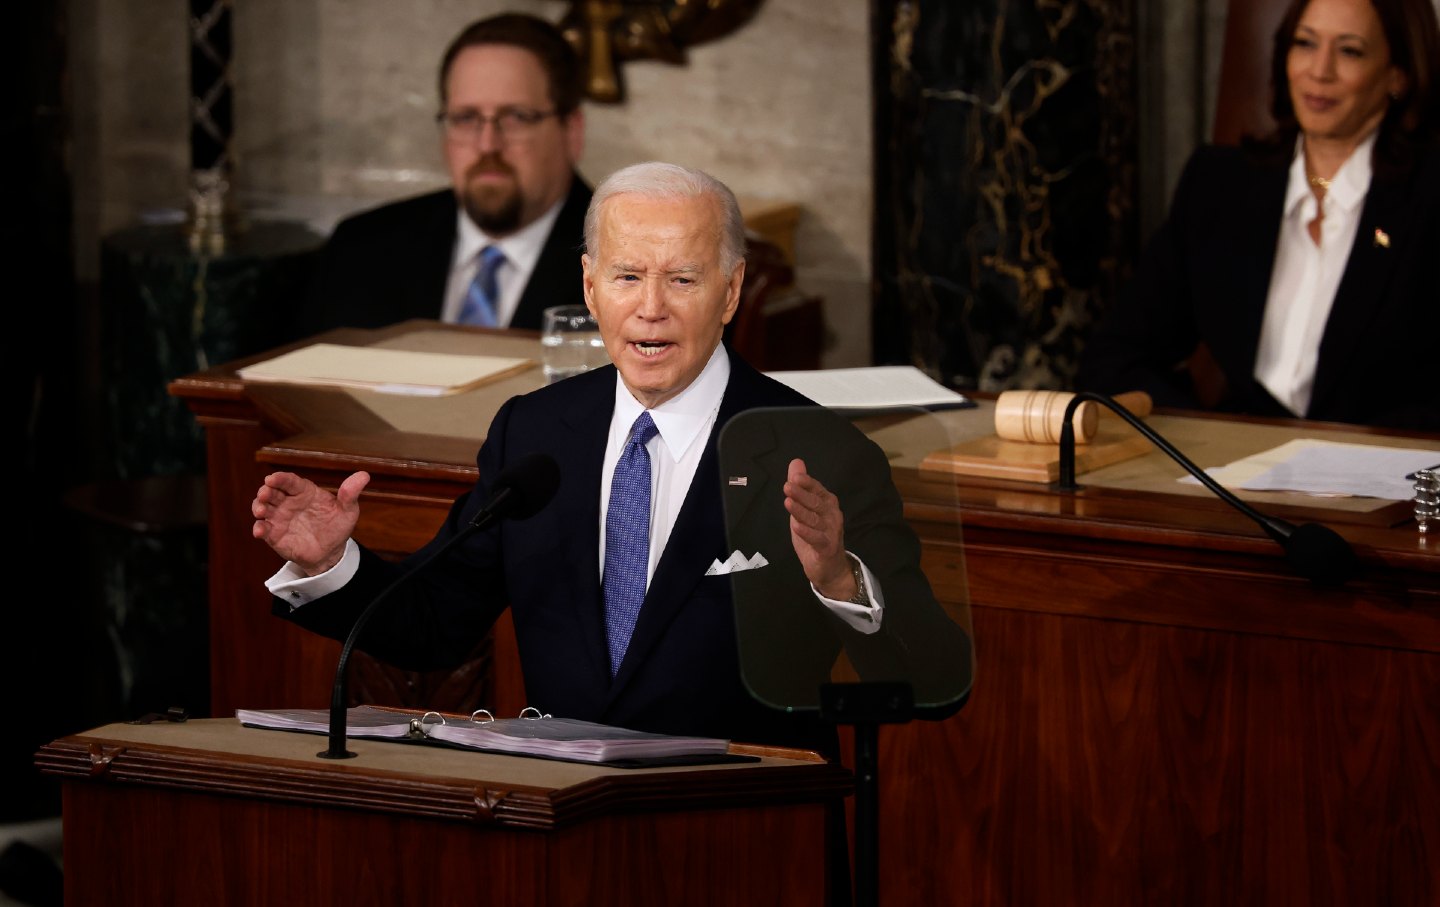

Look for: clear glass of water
[540,305,609,383]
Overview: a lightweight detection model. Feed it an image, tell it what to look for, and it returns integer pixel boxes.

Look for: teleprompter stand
[821,682,916,907]
[718,405,976,907]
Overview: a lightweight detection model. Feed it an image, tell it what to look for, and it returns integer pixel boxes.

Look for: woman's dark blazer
[1079,141,1440,431]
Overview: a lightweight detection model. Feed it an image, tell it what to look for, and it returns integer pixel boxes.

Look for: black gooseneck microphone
[1056,391,1356,587]
[318,452,561,759]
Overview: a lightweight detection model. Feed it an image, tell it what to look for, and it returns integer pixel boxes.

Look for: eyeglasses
[436,107,561,144]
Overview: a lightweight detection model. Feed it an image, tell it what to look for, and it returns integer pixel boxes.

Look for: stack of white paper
[765,366,970,409]
[237,343,533,396]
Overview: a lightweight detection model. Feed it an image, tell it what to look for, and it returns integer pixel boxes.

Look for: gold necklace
[1309,174,1332,191]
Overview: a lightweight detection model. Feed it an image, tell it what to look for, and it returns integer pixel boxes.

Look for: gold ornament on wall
[559,0,765,103]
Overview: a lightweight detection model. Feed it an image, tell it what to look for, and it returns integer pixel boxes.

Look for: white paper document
[237,343,533,396]
[1188,439,1440,500]
[764,366,971,409]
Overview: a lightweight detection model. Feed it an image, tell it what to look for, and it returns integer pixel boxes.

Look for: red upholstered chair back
[1212,0,1289,145]
[724,236,824,371]
[728,237,792,362]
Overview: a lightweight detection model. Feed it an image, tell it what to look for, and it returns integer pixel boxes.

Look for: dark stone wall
[872,0,1138,391]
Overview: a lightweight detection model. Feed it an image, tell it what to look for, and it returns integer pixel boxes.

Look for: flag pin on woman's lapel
[728,476,748,486]
[1374,228,1391,248]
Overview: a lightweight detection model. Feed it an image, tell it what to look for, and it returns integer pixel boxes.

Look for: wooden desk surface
[173,321,1439,632]
[174,319,1436,544]
[172,321,1440,905]
[37,719,847,830]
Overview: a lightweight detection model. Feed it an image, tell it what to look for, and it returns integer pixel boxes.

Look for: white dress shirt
[440,196,565,327]
[269,343,884,633]
[600,345,884,634]
[599,344,730,585]
[1254,131,1375,417]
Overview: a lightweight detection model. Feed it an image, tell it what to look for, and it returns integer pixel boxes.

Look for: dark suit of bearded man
[293,176,592,340]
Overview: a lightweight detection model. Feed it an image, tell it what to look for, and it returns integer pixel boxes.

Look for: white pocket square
[705,550,770,576]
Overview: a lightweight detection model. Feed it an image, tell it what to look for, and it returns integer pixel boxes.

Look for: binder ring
[469,709,495,724]
[409,711,446,736]
[519,707,552,720]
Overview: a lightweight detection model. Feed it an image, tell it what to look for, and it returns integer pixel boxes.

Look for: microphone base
[317,748,358,760]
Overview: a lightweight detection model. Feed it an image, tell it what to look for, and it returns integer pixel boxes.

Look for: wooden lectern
[38,719,849,906]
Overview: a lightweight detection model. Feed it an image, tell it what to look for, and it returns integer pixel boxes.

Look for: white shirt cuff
[265,538,361,610]
[811,552,885,635]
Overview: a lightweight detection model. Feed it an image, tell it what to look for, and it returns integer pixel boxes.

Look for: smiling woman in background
[1079,0,1440,430]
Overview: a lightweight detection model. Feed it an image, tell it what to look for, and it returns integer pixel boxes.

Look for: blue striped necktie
[603,412,659,676]
[460,245,506,327]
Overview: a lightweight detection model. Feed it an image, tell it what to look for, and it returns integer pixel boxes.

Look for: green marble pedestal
[100,219,322,477]
[87,219,322,717]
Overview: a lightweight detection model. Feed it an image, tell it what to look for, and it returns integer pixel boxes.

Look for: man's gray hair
[583,162,747,276]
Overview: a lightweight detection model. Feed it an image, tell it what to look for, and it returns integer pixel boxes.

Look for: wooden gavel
[994,390,1153,445]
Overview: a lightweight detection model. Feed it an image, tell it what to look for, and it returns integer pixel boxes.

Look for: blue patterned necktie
[459,245,506,327]
[603,412,659,675]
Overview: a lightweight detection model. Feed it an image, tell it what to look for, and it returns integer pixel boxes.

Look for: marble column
[187,0,237,253]
[872,0,1138,391]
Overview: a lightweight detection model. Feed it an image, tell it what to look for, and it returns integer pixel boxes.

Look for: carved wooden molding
[558,0,765,102]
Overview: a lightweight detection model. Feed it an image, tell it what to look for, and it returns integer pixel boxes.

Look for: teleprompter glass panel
[717,406,973,717]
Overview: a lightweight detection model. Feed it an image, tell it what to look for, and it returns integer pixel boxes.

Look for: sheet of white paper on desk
[236,343,533,396]
[763,366,969,409]
[1182,438,1440,500]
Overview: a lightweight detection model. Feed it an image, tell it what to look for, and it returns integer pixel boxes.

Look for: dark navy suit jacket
[277,349,971,751]
[1079,143,1440,430]
[294,176,592,340]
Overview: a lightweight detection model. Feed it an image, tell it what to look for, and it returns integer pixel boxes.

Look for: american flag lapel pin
[1374,228,1391,248]
[728,476,748,486]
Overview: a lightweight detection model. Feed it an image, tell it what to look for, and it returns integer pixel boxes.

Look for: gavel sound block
[922,390,1154,483]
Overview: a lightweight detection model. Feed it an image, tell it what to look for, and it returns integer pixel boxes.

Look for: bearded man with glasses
[297,14,591,337]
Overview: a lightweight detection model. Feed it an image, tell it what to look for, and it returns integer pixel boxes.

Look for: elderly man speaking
[250,162,968,755]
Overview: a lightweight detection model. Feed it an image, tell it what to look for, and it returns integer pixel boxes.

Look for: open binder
[237,705,750,768]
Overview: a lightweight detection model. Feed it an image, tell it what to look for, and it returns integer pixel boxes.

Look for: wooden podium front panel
[42,720,846,907]
[62,785,827,906]
[878,605,1440,905]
